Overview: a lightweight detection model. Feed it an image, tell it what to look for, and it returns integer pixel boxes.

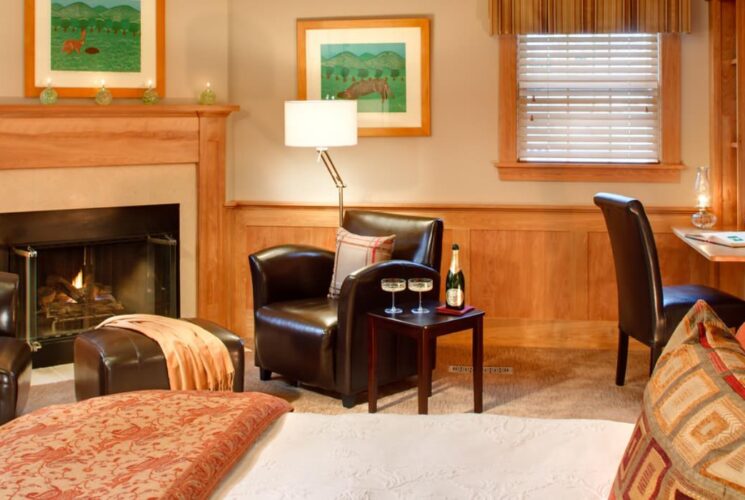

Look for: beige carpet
[23,340,647,423]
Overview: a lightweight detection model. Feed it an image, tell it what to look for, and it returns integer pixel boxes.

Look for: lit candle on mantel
[95,79,113,105]
[199,81,217,105]
[142,78,160,104]
[39,77,58,105]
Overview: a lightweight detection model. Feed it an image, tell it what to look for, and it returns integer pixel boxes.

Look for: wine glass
[381,278,406,314]
[408,278,433,314]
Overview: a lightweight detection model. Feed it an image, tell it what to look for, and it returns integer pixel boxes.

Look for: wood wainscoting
[223,202,722,340]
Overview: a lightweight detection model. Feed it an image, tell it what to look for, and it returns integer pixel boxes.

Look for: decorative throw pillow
[735,323,745,350]
[328,228,395,299]
[610,300,745,498]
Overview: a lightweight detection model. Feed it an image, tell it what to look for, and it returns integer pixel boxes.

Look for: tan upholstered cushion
[328,228,395,299]
[611,300,745,498]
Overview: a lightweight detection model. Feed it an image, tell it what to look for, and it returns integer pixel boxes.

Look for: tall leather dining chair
[250,210,443,407]
[0,272,32,425]
[594,193,745,385]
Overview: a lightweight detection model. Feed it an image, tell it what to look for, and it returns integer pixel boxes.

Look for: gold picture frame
[297,18,431,137]
[24,0,165,98]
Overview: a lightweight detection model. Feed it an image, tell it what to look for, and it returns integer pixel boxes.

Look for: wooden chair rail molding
[224,201,730,340]
[0,100,239,325]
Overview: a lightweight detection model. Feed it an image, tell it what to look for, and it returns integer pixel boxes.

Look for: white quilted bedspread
[213,413,633,499]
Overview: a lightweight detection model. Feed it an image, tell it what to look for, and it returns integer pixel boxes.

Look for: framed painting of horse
[24,0,165,98]
[297,18,431,137]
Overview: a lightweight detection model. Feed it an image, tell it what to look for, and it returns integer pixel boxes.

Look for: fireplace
[0,205,179,367]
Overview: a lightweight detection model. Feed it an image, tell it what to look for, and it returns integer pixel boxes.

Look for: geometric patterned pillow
[327,227,395,299]
[735,323,745,350]
[610,300,745,498]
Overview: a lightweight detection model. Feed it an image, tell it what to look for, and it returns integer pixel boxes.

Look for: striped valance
[489,0,691,35]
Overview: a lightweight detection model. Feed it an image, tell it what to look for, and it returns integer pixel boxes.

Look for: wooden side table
[367,302,484,415]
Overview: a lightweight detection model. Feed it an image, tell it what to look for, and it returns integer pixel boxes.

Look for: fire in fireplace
[0,205,179,367]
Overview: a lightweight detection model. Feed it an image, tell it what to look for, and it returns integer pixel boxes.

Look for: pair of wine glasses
[380,277,434,315]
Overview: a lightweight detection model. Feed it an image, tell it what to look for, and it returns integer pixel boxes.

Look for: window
[497,34,682,182]
[518,34,659,164]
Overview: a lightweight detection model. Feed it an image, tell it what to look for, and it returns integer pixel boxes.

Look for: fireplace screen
[12,236,177,345]
[0,204,180,366]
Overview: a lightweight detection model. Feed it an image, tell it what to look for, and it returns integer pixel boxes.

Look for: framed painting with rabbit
[297,18,431,137]
[24,0,165,98]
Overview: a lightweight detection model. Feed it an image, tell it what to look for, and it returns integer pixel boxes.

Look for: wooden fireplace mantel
[0,100,239,325]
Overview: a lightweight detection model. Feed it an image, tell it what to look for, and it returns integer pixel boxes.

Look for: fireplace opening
[0,205,179,367]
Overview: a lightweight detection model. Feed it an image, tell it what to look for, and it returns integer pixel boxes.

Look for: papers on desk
[685,231,745,248]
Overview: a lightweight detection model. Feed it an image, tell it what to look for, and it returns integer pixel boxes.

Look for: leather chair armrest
[0,272,19,338]
[249,244,335,310]
[335,260,440,394]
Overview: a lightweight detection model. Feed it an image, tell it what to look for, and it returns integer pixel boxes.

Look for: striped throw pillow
[328,228,395,299]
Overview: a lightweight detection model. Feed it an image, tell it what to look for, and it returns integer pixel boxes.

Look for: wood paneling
[225,203,719,340]
[497,162,683,183]
[196,113,231,322]
[660,34,682,166]
[710,0,739,227]
[0,116,199,169]
[497,36,517,164]
[470,230,582,319]
[708,0,745,297]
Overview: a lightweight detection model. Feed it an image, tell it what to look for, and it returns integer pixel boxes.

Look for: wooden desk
[367,303,484,415]
[672,227,745,263]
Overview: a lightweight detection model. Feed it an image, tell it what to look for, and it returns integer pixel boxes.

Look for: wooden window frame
[495,34,684,183]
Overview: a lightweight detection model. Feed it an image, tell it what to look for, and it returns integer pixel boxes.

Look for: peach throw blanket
[97,314,234,391]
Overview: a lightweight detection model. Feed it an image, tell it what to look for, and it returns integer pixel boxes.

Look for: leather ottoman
[74,318,245,401]
[0,338,32,426]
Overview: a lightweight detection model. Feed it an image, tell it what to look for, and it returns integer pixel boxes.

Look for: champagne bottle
[445,243,465,309]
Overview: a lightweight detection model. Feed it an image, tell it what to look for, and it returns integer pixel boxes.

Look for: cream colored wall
[228,0,709,207]
[0,0,229,99]
[0,1,711,207]
[0,165,198,317]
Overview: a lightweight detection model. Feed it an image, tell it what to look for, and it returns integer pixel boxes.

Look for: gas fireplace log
[46,275,85,302]
[38,286,57,307]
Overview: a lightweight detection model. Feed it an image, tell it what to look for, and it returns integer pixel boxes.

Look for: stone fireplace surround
[0,101,237,326]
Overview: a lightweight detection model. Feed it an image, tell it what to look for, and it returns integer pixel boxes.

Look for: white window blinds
[517,34,660,164]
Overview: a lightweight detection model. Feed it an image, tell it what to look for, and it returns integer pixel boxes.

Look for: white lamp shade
[285,100,358,148]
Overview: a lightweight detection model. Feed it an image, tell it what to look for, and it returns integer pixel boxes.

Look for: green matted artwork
[24,0,165,98]
[298,18,431,137]
[320,42,407,114]
[50,0,142,73]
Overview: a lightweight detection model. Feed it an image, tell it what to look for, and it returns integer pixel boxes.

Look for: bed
[214,412,633,499]
[0,389,633,499]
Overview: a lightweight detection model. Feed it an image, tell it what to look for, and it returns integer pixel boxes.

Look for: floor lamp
[284,100,358,226]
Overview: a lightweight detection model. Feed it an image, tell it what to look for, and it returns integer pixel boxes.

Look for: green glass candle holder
[199,83,216,105]
[95,85,113,106]
[39,83,58,105]
[142,86,160,105]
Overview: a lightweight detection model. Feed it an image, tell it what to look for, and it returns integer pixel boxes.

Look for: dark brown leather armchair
[594,193,745,385]
[0,272,18,338]
[0,272,31,425]
[250,210,443,407]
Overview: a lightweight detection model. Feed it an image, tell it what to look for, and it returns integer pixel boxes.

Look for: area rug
[22,342,646,423]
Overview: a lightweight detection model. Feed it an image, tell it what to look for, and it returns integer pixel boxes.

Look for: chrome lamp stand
[317,148,346,227]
